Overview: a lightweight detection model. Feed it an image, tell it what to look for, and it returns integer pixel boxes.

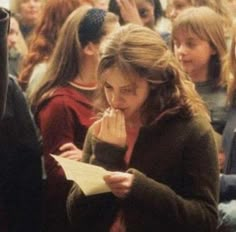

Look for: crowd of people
[1,0,236,231]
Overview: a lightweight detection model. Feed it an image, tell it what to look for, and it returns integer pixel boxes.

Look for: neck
[74,68,97,85]
[74,56,98,84]
[126,115,142,129]
[189,67,208,83]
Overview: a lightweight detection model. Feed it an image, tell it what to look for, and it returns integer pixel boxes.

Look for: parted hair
[96,23,209,125]
[28,6,118,109]
[172,6,229,87]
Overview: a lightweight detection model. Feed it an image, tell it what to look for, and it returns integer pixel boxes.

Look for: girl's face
[8,17,20,49]
[173,29,216,80]
[102,67,150,123]
[136,0,155,28]
[19,0,42,23]
[226,0,236,17]
[167,0,193,22]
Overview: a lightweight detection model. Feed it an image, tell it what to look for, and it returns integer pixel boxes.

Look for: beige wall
[0,0,10,9]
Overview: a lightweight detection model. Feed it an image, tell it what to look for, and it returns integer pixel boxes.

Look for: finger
[110,108,119,133]
[99,113,110,138]
[60,154,82,161]
[119,0,135,10]
[60,150,82,159]
[104,172,127,184]
[65,154,82,161]
[116,110,126,137]
[59,142,75,151]
[111,189,130,198]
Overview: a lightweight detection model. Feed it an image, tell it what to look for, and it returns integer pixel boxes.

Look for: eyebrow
[104,81,133,89]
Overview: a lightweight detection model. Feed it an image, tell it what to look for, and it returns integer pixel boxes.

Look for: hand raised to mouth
[92,108,127,148]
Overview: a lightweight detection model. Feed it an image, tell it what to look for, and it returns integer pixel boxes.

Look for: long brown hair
[96,23,209,125]
[28,6,118,110]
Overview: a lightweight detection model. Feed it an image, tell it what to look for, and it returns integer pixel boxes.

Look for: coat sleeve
[37,97,78,156]
[82,127,127,171]
[127,128,219,232]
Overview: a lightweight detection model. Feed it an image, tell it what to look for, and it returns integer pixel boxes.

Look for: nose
[8,34,17,48]
[110,92,123,109]
[175,44,188,57]
[169,8,178,21]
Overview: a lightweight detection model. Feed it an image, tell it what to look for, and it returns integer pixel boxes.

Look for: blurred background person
[18,0,91,91]
[172,6,229,135]
[7,14,26,78]
[0,7,42,232]
[167,0,233,48]
[28,6,119,231]
[10,0,44,45]
[108,0,171,44]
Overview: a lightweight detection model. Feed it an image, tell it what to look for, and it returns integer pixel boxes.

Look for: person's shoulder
[175,115,214,138]
[8,75,21,91]
[189,114,212,129]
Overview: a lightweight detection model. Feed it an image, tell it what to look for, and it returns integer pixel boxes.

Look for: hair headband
[79,8,106,47]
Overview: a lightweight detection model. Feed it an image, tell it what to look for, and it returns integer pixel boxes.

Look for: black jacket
[0,77,42,232]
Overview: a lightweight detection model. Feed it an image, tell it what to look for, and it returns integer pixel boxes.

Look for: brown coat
[67,115,219,232]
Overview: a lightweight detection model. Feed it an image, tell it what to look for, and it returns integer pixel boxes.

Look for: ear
[83,42,99,56]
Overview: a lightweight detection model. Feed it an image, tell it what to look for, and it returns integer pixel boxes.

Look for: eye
[186,41,196,48]
[120,88,135,95]
[104,83,113,91]
[139,8,149,18]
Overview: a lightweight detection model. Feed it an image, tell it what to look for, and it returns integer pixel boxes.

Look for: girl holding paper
[67,23,219,232]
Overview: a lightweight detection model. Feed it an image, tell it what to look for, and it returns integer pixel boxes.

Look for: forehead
[174,27,199,38]
[102,67,139,85]
[171,0,192,6]
[10,17,19,27]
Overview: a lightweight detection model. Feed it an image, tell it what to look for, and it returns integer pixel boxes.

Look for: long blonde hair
[96,23,210,125]
[227,21,236,105]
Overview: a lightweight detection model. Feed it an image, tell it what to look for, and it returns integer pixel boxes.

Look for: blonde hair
[172,6,229,87]
[28,6,118,109]
[227,21,236,105]
[96,23,210,124]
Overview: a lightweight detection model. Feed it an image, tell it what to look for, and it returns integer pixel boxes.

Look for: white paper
[51,155,111,196]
